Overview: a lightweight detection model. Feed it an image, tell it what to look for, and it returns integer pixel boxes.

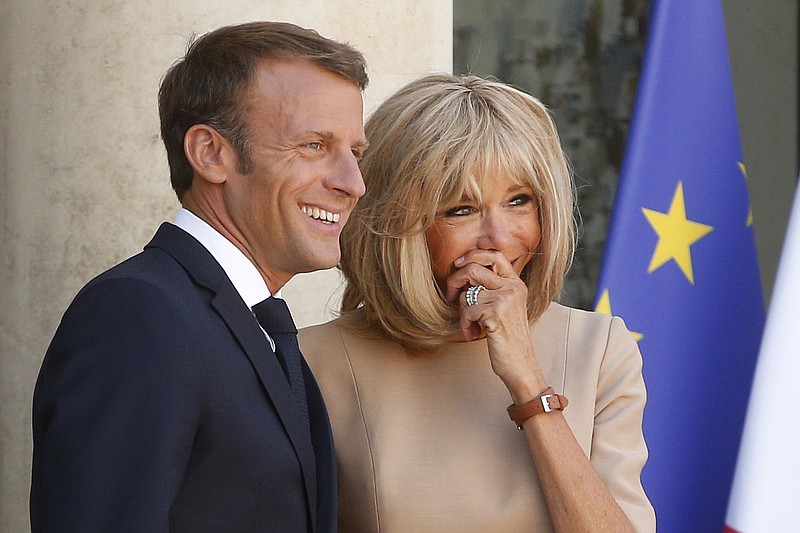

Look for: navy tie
[252,297,309,430]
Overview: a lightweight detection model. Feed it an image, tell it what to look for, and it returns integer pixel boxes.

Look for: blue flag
[594,1,765,531]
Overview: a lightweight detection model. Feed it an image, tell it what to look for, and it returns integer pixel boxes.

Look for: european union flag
[594,1,765,531]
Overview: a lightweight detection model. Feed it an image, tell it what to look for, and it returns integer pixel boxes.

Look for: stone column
[0,1,452,529]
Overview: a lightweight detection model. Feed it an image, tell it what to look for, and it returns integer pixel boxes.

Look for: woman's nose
[476,211,512,250]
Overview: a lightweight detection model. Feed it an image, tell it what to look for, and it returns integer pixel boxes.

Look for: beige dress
[299,302,656,532]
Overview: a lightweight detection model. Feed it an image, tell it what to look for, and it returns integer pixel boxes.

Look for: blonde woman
[300,73,655,532]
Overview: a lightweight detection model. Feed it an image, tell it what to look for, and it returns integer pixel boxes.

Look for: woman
[299,73,655,532]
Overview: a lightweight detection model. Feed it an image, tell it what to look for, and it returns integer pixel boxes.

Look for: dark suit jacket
[31,223,336,532]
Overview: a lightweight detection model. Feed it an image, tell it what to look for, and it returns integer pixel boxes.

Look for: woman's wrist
[489,343,546,403]
[504,371,548,405]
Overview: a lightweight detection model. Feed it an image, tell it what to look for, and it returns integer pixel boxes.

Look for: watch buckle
[541,393,554,413]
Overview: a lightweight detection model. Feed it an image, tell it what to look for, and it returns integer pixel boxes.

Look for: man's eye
[443,205,475,217]
[306,142,323,150]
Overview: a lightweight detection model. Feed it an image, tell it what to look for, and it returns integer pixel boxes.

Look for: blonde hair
[340,73,576,351]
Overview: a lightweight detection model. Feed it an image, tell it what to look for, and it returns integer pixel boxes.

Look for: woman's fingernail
[454,256,465,266]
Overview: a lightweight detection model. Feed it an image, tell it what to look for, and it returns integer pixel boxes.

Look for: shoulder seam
[335,324,382,530]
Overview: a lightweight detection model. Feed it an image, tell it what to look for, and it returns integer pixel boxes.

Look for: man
[30,21,368,532]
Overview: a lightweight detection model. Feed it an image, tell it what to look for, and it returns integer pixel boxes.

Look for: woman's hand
[444,249,546,402]
[444,248,638,532]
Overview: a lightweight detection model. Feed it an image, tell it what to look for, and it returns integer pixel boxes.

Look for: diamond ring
[465,285,486,306]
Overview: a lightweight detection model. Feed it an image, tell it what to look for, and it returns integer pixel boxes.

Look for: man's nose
[329,150,366,198]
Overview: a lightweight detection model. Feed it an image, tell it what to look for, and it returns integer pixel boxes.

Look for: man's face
[223,59,367,291]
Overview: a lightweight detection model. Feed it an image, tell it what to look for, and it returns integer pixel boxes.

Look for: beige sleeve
[590,315,656,532]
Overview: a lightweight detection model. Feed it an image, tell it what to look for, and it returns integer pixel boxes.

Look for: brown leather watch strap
[507,387,569,430]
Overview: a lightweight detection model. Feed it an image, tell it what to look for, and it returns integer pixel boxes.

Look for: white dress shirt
[172,208,279,348]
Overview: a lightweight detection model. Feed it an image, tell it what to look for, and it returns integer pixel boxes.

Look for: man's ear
[184,124,234,185]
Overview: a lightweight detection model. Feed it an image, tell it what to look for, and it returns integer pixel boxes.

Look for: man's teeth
[302,206,340,223]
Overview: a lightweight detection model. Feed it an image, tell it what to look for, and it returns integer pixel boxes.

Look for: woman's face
[425,172,542,292]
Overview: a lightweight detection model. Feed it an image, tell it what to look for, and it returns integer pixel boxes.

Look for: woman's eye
[509,194,533,206]
[443,205,475,217]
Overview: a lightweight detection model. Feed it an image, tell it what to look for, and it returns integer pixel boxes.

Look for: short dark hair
[158,21,368,200]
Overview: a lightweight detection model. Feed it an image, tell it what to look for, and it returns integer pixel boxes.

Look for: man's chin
[297,252,341,275]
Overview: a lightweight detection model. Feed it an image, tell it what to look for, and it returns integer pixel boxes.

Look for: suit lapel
[303,360,337,530]
[145,223,318,525]
[211,288,319,513]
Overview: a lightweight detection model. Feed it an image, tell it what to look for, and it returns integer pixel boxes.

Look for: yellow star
[738,162,754,227]
[642,181,713,284]
[594,289,643,341]
[595,289,612,315]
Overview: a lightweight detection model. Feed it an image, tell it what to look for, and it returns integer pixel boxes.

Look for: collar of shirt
[171,208,280,307]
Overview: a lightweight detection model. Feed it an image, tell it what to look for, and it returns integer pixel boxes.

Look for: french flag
[724,180,800,533]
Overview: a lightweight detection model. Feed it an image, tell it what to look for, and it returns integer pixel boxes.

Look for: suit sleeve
[31,277,203,532]
[590,316,657,533]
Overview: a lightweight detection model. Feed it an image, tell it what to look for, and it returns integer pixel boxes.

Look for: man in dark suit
[30,21,368,532]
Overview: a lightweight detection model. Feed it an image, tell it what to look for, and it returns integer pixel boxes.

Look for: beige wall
[0,1,452,530]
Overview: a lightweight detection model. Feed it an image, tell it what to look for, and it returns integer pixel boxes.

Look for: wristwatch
[507,387,569,430]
